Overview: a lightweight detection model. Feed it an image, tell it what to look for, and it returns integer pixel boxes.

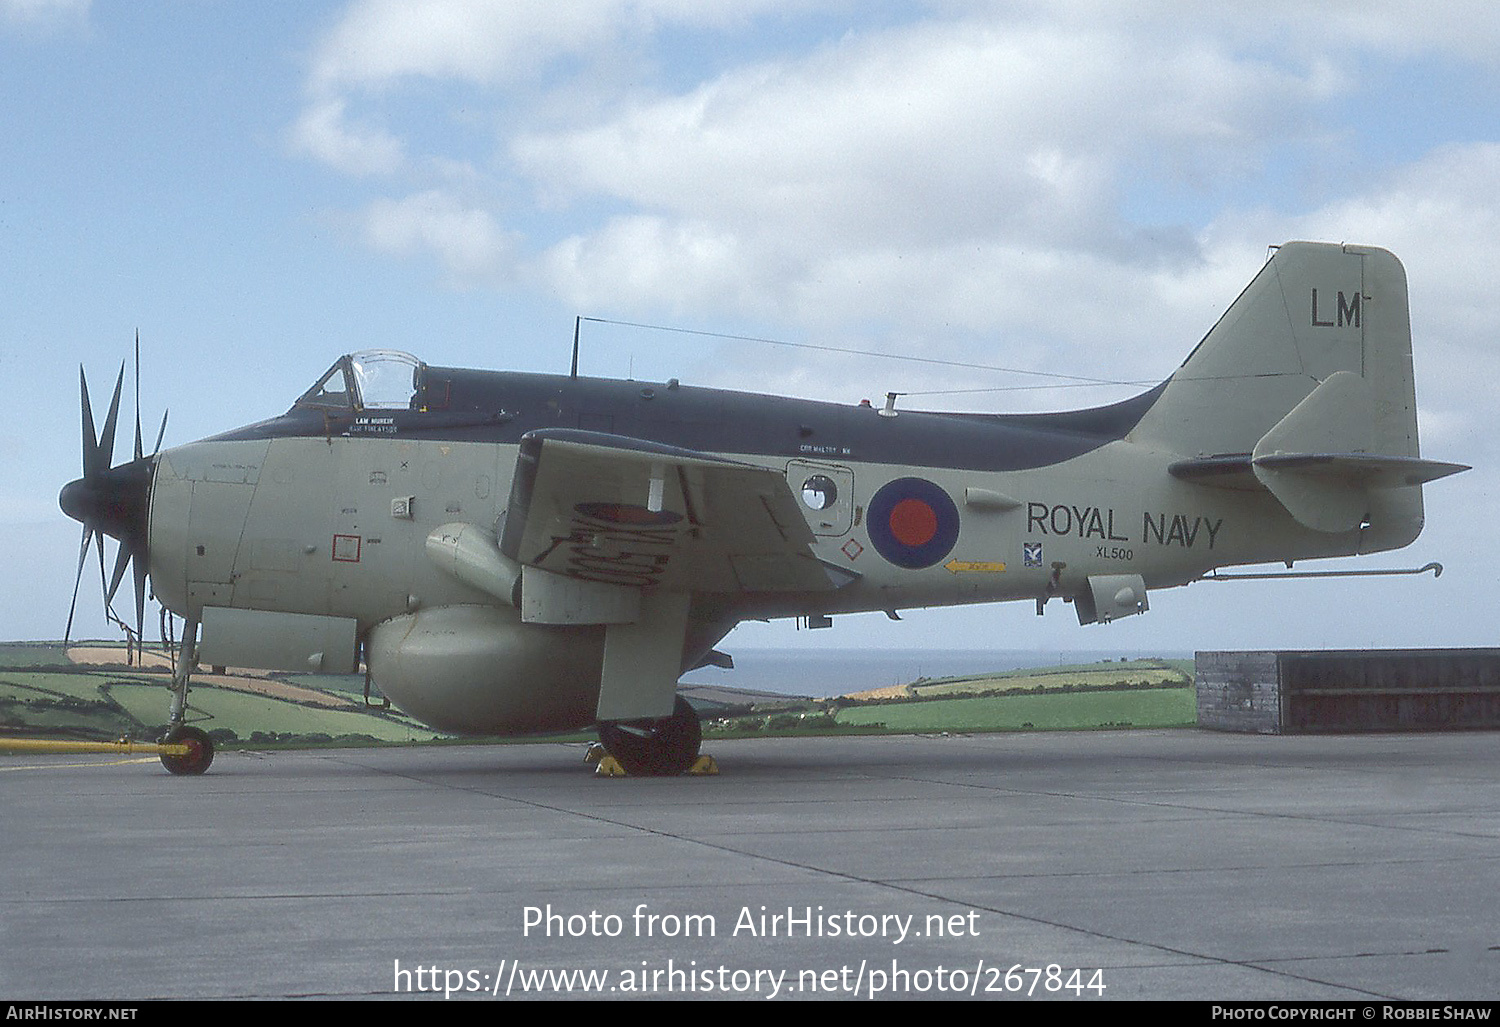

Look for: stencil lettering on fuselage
[1027,502,1224,550]
[1025,502,1130,542]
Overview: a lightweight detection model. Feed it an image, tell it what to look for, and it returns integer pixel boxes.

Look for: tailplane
[1131,242,1465,549]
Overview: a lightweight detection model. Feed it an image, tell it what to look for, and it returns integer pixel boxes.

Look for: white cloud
[289,2,1500,409]
[362,189,516,281]
[541,215,769,316]
[290,96,406,177]
[1201,141,1500,352]
[508,15,1340,339]
[0,0,87,28]
[977,0,1500,67]
[307,0,812,92]
[309,0,615,92]
[1226,148,1497,444]
[514,21,1236,241]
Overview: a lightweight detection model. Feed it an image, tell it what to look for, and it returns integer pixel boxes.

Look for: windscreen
[349,350,424,409]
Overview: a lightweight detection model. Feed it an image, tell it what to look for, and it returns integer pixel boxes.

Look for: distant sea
[679,648,1194,699]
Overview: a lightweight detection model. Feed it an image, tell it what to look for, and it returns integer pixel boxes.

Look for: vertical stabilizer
[1134,242,1429,551]
[1133,242,1418,458]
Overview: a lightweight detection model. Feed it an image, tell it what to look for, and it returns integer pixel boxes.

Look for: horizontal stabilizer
[1253,371,1461,532]
[1252,452,1469,488]
[1170,450,1469,534]
[1170,371,1468,532]
[1170,452,1469,489]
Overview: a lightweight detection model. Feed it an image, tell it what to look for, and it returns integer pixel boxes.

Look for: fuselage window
[295,360,355,410]
[801,474,838,511]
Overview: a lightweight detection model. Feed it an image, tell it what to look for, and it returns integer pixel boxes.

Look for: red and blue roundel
[867,477,960,569]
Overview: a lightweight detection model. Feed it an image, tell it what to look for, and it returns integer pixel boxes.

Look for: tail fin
[1135,242,1416,457]
[1133,242,1465,549]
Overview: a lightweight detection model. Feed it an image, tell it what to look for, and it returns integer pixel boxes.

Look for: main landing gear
[597,696,702,776]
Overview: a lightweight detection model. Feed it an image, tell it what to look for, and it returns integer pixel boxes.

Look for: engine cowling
[366,604,604,735]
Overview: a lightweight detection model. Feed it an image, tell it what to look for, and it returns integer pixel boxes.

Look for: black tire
[159,724,214,775]
[598,696,701,776]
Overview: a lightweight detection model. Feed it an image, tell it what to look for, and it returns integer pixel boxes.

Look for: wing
[499,429,856,596]
[497,429,859,722]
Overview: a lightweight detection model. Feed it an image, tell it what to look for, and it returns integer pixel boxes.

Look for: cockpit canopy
[295,350,426,411]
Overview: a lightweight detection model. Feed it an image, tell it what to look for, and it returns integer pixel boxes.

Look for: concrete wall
[1196,649,1500,733]
[1195,650,1281,733]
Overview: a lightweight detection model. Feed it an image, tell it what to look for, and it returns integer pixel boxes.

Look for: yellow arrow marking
[944,560,1007,574]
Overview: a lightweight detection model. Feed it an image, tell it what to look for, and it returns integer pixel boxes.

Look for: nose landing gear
[159,724,214,775]
[159,615,213,775]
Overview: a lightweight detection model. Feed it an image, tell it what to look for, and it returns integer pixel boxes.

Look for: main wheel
[598,696,701,776]
[159,724,214,775]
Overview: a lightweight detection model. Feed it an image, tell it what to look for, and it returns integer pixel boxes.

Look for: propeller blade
[106,541,131,606]
[95,364,126,475]
[80,366,99,478]
[133,331,144,462]
[132,549,148,644]
[93,529,107,610]
[69,346,160,648]
[64,527,91,644]
[151,409,168,457]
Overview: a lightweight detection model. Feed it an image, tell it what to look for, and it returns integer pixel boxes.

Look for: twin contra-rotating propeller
[57,335,167,647]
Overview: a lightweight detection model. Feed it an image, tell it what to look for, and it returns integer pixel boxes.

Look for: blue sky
[3,0,1497,654]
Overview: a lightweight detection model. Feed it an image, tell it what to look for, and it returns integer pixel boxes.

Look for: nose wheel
[159,724,214,775]
[598,696,701,776]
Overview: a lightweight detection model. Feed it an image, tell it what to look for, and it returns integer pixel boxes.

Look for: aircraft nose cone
[58,477,92,525]
[59,457,156,544]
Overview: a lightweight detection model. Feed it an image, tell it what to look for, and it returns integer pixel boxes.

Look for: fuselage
[143,359,1391,643]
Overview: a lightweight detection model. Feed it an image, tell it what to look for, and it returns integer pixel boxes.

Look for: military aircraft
[58,241,1467,775]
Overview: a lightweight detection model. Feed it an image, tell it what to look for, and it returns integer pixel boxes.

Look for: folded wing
[500,428,855,595]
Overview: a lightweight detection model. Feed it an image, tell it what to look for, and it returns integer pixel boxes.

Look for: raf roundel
[866,477,960,569]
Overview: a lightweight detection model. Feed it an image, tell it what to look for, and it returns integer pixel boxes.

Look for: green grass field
[0,643,82,667]
[2,645,1201,745]
[0,640,444,743]
[904,658,1194,698]
[0,670,152,738]
[0,670,148,702]
[834,687,1196,732]
[106,683,436,741]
